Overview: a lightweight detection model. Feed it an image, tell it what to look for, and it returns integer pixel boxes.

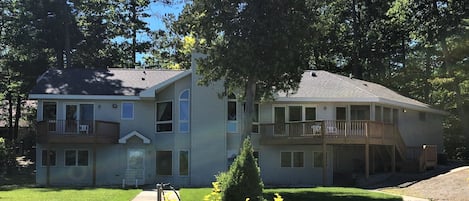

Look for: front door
[126,149,145,184]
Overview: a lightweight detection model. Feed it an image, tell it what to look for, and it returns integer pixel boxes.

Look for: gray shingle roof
[30,68,185,96]
[280,70,431,109]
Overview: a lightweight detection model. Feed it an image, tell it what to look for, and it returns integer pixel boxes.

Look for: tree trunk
[7,92,13,140]
[13,95,21,140]
[241,76,257,142]
[351,0,363,79]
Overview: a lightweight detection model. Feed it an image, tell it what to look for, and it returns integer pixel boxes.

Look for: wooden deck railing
[37,120,119,144]
[259,120,405,146]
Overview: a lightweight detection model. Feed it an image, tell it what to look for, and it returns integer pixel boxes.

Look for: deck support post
[92,138,97,186]
[391,145,396,174]
[46,145,51,186]
[322,121,327,186]
[365,122,370,179]
[371,146,375,174]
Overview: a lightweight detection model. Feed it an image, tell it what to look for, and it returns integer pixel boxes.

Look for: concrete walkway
[131,190,180,201]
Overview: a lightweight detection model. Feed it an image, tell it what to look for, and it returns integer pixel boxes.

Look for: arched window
[179,89,190,133]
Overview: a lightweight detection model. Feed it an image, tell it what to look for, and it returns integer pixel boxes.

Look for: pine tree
[219,137,263,201]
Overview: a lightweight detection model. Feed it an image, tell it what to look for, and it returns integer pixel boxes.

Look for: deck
[36,120,120,144]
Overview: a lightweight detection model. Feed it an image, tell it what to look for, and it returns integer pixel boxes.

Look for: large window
[383,107,391,123]
[156,101,173,132]
[227,94,237,133]
[43,102,57,120]
[157,151,172,175]
[65,150,89,166]
[179,151,189,176]
[305,107,316,121]
[280,151,304,168]
[336,107,346,120]
[41,150,56,166]
[121,102,134,120]
[179,90,190,133]
[43,102,57,132]
[375,106,382,122]
[288,106,302,122]
[351,105,370,120]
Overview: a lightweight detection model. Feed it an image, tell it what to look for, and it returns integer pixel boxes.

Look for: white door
[126,149,145,184]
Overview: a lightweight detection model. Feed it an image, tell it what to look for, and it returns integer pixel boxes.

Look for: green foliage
[0,138,16,173]
[217,138,263,201]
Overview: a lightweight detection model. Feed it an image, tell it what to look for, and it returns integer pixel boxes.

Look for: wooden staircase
[392,126,438,172]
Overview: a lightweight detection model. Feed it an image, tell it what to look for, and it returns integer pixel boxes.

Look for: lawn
[0,187,141,201]
[180,187,403,201]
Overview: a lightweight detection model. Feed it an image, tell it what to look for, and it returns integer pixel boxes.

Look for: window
[122,102,134,120]
[179,90,190,133]
[227,94,237,133]
[351,105,370,120]
[288,106,302,122]
[41,150,56,166]
[43,102,57,132]
[305,107,316,121]
[157,151,172,175]
[393,109,399,124]
[65,150,89,166]
[252,104,260,133]
[179,151,189,176]
[375,106,382,122]
[280,151,304,168]
[336,107,346,120]
[313,152,327,168]
[156,101,173,132]
[43,102,57,120]
[383,107,392,123]
[419,112,426,121]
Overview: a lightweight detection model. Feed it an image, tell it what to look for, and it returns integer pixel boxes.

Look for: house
[29,60,445,187]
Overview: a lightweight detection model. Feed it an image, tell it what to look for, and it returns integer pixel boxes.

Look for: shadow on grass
[264,188,403,201]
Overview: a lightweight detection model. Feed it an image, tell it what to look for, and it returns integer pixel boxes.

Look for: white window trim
[179,89,190,133]
[121,102,135,120]
[64,149,89,167]
[280,151,305,168]
[41,149,57,167]
[178,149,190,177]
[155,100,174,133]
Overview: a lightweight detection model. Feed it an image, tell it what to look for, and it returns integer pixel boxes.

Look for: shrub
[219,137,263,201]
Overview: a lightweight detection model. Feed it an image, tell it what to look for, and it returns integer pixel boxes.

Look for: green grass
[180,187,403,201]
[0,187,141,201]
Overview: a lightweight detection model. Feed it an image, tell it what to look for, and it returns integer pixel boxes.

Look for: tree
[218,138,263,201]
[183,0,314,141]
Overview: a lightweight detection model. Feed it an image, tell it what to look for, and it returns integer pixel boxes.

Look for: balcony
[37,120,120,144]
[259,120,403,147]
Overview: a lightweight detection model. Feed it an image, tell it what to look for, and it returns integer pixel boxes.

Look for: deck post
[322,121,327,186]
[46,145,51,186]
[391,145,396,173]
[92,135,97,186]
[365,122,370,179]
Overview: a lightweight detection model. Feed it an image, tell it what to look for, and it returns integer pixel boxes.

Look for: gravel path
[380,166,469,201]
